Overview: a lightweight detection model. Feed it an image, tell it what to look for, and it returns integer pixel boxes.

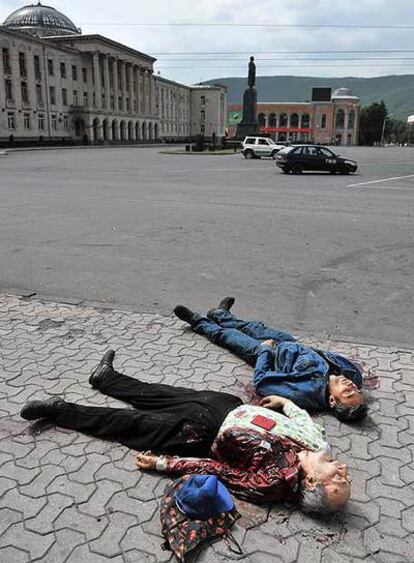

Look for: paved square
[1,146,413,347]
[1,292,413,562]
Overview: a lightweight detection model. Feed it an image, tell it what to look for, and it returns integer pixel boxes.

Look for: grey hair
[297,480,338,515]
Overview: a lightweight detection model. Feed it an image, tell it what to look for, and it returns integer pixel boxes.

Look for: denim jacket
[253,342,362,411]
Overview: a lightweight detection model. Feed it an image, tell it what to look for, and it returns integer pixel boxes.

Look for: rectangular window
[72,65,77,81]
[93,92,96,107]
[73,90,78,105]
[23,112,31,130]
[111,95,115,110]
[63,115,69,130]
[7,112,15,129]
[49,86,56,105]
[200,110,205,122]
[82,67,87,83]
[83,91,88,106]
[19,52,27,77]
[34,55,41,80]
[48,59,54,76]
[51,114,58,130]
[36,83,43,105]
[60,62,66,78]
[21,82,29,103]
[2,48,11,74]
[38,113,45,131]
[201,95,206,106]
[200,123,205,134]
[5,79,13,101]
[321,114,327,129]
[62,88,68,106]
[118,96,122,110]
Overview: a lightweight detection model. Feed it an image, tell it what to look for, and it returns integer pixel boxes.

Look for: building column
[128,63,134,115]
[113,57,119,113]
[93,52,102,110]
[121,60,127,113]
[343,109,349,145]
[149,71,155,117]
[103,55,110,111]
[137,66,142,115]
[146,70,150,115]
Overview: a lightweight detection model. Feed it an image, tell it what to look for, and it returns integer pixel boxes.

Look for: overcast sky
[2,0,414,85]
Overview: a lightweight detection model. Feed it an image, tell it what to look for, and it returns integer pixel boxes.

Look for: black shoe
[173,305,200,325]
[89,349,115,387]
[21,397,64,421]
[218,296,235,311]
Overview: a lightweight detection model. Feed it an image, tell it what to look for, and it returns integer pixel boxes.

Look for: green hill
[204,75,414,119]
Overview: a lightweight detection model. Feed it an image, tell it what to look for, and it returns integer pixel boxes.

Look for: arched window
[279,113,288,127]
[258,113,266,127]
[335,109,345,128]
[268,113,277,127]
[301,113,310,128]
[290,113,299,128]
[348,109,355,129]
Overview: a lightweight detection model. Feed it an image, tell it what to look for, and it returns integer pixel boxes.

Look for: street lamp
[380,114,393,146]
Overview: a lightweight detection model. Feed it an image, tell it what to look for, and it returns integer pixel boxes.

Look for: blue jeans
[192,309,296,366]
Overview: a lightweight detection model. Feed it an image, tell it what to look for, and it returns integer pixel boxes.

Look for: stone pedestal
[236,87,258,138]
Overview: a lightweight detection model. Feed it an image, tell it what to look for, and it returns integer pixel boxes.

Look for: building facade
[0,3,226,145]
[228,88,360,145]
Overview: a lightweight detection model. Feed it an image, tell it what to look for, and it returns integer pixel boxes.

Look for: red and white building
[228,88,360,146]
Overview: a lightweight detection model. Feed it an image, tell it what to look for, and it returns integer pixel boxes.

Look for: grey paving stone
[42,528,86,562]
[0,545,30,563]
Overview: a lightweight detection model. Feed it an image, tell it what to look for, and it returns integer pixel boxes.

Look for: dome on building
[331,88,360,101]
[3,2,81,37]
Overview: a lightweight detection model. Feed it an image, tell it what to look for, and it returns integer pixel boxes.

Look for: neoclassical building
[228,88,361,145]
[0,3,226,145]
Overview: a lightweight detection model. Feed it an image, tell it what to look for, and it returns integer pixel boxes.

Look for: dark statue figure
[236,56,258,138]
[248,56,256,88]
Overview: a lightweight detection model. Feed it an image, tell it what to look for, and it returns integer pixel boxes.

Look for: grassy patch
[159,149,238,156]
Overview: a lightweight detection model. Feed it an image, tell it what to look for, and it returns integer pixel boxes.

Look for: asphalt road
[0,145,413,347]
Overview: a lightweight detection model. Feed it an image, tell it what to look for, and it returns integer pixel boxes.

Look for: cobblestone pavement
[1,292,413,563]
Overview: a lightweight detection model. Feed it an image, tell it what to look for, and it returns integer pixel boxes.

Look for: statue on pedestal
[236,56,258,139]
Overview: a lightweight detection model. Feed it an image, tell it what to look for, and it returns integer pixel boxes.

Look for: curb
[1,287,412,352]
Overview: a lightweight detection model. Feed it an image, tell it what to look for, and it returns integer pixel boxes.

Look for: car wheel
[244,150,254,160]
[340,168,350,175]
[292,163,303,174]
[271,151,278,160]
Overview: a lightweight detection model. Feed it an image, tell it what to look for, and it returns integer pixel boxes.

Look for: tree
[359,101,387,145]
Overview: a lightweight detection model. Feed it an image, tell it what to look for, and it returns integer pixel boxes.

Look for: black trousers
[50,371,242,456]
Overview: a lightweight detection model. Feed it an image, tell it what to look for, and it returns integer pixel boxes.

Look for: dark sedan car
[276,145,358,174]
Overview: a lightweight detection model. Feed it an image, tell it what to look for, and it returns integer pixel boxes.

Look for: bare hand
[262,339,275,347]
[260,395,291,410]
[136,452,158,470]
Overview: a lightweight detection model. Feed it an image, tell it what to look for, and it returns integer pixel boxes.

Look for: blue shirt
[253,341,362,411]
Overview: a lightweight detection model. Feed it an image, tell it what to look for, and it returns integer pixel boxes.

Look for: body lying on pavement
[21,350,351,514]
[174,297,368,423]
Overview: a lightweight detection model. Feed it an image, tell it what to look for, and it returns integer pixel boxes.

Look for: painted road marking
[347,174,414,187]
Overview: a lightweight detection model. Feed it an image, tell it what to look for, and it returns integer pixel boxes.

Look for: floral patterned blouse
[156,402,329,504]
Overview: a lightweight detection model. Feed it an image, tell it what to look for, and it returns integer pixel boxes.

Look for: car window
[292,147,303,155]
[279,146,295,154]
[258,139,268,145]
[319,147,335,157]
[245,138,256,145]
[303,146,318,156]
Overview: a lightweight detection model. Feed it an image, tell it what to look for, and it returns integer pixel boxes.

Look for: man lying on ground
[174,297,367,422]
[21,350,351,513]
